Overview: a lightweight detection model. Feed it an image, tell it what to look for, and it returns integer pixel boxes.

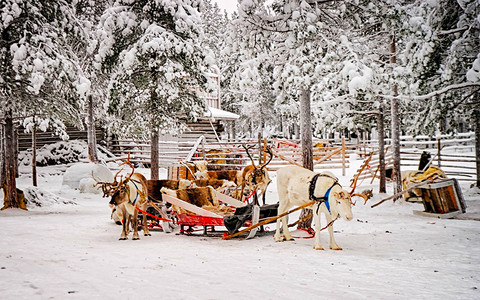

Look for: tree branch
[379,82,480,100]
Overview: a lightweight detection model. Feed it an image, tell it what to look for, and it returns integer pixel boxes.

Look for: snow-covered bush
[18,140,110,167]
[23,186,76,209]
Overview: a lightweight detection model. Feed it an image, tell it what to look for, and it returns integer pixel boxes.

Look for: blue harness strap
[309,173,339,214]
[323,185,334,213]
[130,180,140,206]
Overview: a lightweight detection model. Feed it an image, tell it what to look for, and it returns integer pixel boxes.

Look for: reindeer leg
[132,210,140,240]
[274,203,287,242]
[120,208,128,240]
[313,205,324,250]
[140,203,151,236]
[326,212,342,250]
[143,213,151,236]
[277,203,293,241]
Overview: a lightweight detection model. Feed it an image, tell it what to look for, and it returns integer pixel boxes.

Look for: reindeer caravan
[94,144,357,250]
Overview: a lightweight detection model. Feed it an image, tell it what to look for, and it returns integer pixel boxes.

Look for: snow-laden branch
[379,82,480,100]
[437,26,469,36]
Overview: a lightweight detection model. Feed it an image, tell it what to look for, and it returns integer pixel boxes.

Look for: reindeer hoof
[313,245,325,250]
[144,233,151,236]
[119,237,127,240]
[330,246,343,250]
[132,237,140,240]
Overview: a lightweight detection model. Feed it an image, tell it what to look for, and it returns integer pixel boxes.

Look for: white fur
[274,166,353,250]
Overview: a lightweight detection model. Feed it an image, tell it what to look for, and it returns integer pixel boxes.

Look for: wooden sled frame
[160,190,248,235]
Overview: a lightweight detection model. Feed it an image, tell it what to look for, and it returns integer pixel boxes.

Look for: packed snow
[1,150,479,299]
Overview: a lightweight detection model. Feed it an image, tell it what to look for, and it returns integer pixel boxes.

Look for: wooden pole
[342,137,346,176]
[437,138,441,168]
[258,131,262,164]
[202,136,206,160]
[222,200,315,240]
[371,179,433,208]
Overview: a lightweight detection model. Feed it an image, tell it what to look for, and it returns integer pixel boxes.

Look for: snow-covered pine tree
[392,0,480,186]
[0,0,87,209]
[71,0,111,163]
[97,0,213,179]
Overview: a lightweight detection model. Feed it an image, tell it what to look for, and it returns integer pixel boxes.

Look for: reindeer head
[92,158,136,200]
[242,144,273,188]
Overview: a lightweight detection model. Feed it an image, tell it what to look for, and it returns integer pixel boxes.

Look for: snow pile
[18,140,111,167]
[23,186,76,209]
[466,53,480,82]
[62,163,113,193]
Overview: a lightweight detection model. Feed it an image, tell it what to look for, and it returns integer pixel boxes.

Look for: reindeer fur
[275,166,353,250]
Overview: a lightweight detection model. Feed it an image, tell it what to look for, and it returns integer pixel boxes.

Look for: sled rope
[223,200,315,240]
[243,190,257,203]
[133,205,175,223]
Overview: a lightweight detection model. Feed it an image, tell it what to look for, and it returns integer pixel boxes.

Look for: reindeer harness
[129,179,142,206]
[309,173,340,214]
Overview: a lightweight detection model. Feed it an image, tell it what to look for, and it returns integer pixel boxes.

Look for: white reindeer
[275,166,353,250]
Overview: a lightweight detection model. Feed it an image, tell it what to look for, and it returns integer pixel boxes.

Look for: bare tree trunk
[2,109,25,210]
[13,126,18,178]
[86,95,98,162]
[151,129,159,180]
[300,87,313,171]
[298,86,313,229]
[390,33,402,199]
[474,107,480,188]
[0,124,4,189]
[32,115,37,186]
[377,107,386,193]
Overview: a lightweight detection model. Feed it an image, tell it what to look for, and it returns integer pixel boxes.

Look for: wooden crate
[168,164,197,180]
[413,178,467,219]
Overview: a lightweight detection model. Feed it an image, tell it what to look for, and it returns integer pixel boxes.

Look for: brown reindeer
[93,159,150,240]
[239,145,273,205]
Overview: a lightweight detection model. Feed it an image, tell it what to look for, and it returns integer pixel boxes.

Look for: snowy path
[0,167,479,299]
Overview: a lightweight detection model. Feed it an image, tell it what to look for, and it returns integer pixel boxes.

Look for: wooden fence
[109,137,351,174]
[351,132,477,186]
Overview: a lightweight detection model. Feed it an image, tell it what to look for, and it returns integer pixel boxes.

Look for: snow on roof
[204,106,239,120]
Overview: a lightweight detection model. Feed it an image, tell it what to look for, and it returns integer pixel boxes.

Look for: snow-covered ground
[1,154,479,299]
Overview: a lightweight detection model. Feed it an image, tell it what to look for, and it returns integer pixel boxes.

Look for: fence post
[202,136,206,160]
[258,132,262,164]
[342,137,346,176]
[437,138,441,168]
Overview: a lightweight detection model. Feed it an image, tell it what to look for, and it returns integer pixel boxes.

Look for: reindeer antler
[118,153,135,185]
[260,146,273,171]
[242,144,257,167]
[92,153,136,197]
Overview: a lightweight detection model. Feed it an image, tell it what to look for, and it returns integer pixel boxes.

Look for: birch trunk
[390,33,402,198]
[474,107,480,188]
[151,129,159,180]
[87,95,98,162]
[377,107,386,193]
[298,86,313,229]
[300,87,313,171]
